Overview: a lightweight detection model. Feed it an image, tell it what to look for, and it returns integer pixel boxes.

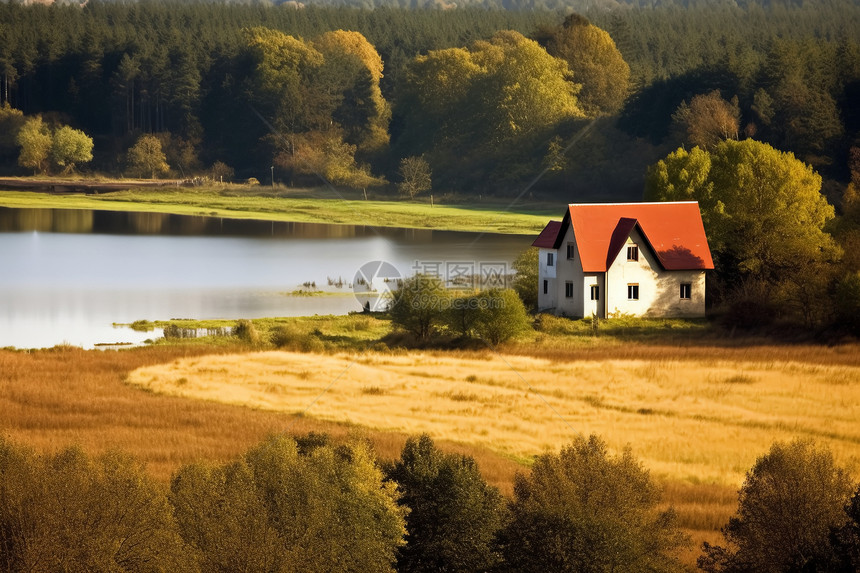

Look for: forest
[0,0,858,201]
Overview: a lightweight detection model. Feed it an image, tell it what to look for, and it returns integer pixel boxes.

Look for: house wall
[605,228,706,317]
[583,273,605,318]
[555,225,586,317]
[537,247,557,310]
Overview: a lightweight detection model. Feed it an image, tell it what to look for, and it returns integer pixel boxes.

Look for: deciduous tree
[511,247,538,311]
[389,274,450,342]
[671,90,740,150]
[542,14,631,116]
[50,125,93,173]
[171,435,406,573]
[386,434,507,573]
[645,139,840,285]
[127,133,170,179]
[473,288,531,345]
[699,440,854,573]
[397,155,431,199]
[498,434,687,573]
[16,115,52,174]
[0,439,194,572]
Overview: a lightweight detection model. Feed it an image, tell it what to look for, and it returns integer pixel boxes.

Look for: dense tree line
[2,432,859,572]
[0,0,858,196]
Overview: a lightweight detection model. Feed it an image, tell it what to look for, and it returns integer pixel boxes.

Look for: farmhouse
[533,202,714,318]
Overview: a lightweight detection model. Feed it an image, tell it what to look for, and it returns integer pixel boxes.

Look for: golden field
[126,349,860,488]
[4,334,860,566]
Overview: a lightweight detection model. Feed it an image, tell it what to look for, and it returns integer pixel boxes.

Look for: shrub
[473,288,532,345]
[270,324,324,352]
[234,318,261,345]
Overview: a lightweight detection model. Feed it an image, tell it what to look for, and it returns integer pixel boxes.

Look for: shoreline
[0,184,557,235]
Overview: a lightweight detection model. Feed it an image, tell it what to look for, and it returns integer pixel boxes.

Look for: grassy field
[4,316,860,566]
[125,349,860,488]
[0,185,557,234]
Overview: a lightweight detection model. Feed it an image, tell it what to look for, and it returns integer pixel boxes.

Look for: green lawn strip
[0,188,557,234]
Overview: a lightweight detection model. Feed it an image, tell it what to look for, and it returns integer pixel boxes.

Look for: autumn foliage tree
[497,435,688,573]
[0,438,194,572]
[672,90,740,150]
[171,434,406,572]
[395,30,583,190]
[646,139,840,289]
[127,133,170,178]
[699,440,855,573]
[541,14,631,116]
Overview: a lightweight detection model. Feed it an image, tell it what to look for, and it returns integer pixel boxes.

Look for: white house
[533,202,714,318]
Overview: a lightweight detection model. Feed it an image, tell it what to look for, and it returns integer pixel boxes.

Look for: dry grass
[6,340,860,568]
[126,349,860,487]
[0,345,521,491]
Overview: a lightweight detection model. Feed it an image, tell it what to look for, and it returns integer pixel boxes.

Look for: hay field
[127,350,860,488]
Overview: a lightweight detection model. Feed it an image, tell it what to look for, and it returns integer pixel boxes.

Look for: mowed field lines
[126,350,860,488]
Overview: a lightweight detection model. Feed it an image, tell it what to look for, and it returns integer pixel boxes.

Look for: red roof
[548,202,714,271]
[532,220,562,248]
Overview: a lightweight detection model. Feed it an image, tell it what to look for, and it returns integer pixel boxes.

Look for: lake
[0,207,533,349]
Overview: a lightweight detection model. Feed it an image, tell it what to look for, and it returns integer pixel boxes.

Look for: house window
[547,252,554,267]
[627,283,639,300]
[543,280,548,295]
[565,282,574,298]
[566,244,575,260]
[590,285,599,300]
[627,245,639,261]
[680,283,691,300]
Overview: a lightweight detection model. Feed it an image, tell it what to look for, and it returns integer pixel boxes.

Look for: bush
[234,318,261,345]
[699,440,854,573]
[472,288,532,345]
[497,434,687,573]
[270,324,324,352]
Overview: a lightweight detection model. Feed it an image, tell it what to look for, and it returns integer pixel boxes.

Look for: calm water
[0,208,532,349]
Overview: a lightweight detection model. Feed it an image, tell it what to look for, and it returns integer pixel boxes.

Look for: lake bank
[0,184,558,235]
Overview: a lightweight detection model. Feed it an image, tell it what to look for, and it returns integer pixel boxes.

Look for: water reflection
[0,207,532,349]
[0,207,441,241]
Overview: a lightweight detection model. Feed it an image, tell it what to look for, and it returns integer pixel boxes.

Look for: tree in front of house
[127,134,170,179]
[699,440,855,573]
[497,434,688,573]
[511,247,538,311]
[386,434,507,573]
